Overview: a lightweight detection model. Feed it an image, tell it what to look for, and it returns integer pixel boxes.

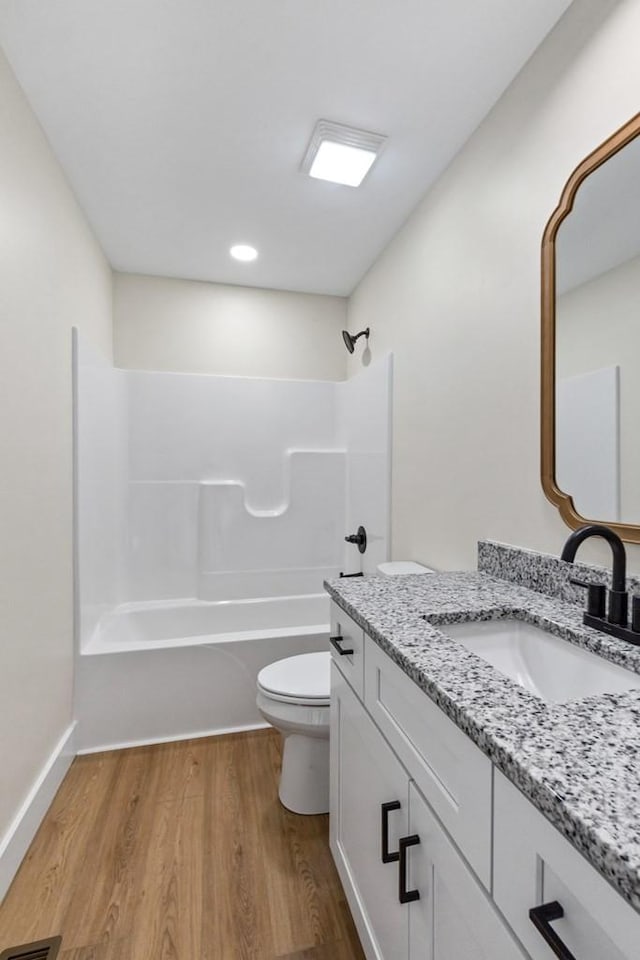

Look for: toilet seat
[257,687,330,707]
[257,651,330,706]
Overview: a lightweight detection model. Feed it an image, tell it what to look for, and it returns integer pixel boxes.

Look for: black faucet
[561,524,640,644]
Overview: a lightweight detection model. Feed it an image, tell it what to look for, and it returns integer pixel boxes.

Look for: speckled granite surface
[478,538,640,604]
[325,562,640,912]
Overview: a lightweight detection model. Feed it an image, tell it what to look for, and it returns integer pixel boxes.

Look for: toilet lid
[257,651,330,702]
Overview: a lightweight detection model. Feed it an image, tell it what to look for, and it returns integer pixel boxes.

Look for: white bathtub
[85,593,329,653]
[75,594,329,752]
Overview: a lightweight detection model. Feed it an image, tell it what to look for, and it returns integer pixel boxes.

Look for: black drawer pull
[381,801,401,863]
[329,634,354,656]
[398,834,420,903]
[529,901,577,960]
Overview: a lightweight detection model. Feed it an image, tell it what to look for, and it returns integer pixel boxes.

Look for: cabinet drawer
[330,600,365,700]
[364,636,492,889]
[494,770,640,960]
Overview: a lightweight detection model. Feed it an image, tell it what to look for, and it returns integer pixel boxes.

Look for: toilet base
[279,732,330,815]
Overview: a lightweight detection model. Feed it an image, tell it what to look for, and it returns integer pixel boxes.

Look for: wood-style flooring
[0,729,364,960]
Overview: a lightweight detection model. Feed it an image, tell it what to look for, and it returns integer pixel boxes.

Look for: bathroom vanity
[325,543,640,960]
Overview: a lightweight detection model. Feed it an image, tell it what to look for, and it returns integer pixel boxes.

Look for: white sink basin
[442,619,640,703]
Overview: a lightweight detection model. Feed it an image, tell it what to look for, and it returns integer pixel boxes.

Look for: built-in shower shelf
[198,448,347,517]
[198,449,346,572]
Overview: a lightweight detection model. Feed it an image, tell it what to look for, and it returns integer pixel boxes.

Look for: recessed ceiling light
[230,244,258,262]
[301,120,387,187]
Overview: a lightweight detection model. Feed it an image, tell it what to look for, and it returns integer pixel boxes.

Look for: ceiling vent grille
[0,937,62,960]
[300,119,387,186]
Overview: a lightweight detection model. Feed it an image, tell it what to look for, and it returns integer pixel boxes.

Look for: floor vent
[0,937,62,960]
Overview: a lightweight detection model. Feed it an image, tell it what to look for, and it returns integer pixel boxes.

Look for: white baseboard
[0,722,76,903]
[75,720,270,755]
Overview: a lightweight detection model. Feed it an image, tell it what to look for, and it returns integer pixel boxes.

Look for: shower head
[342,327,370,353]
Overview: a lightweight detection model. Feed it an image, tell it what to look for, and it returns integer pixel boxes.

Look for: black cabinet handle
[529,901,577,960]
[398,834,420,904]
[329,635,354,656]
[381,801,401,863]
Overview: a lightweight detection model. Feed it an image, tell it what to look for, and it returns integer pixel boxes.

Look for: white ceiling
[0,0,573,296]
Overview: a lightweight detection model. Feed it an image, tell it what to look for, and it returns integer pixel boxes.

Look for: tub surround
[325,540,640,912]
[73,338,393,753]
[75,335,393,651]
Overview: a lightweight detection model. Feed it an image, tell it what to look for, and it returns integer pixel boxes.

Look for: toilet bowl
[256,650,331,815]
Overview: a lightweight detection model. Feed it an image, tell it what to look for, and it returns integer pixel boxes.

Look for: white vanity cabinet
[330,655,526,960]
[330,602,640,960]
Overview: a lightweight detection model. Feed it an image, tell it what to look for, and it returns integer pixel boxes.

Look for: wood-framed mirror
[541,111,640,543]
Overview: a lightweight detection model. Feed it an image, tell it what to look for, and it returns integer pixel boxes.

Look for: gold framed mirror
[541,111,640,543]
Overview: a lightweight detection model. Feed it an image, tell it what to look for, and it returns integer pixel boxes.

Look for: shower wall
[337,354,393,576]
[75,333,392,650]
[125,371,345,603]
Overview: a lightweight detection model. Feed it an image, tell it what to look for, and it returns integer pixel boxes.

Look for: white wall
[0,47,112,869]
[346,0,640,573]
[557,253,640,524]
[113,272,348,381]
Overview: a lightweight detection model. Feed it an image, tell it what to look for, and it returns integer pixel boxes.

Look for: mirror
[541,112,640,543]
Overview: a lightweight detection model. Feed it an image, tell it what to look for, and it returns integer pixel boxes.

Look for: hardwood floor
[0,729,364,960]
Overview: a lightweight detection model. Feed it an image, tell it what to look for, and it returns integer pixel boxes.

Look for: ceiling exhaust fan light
[230,244,258,262]
[309,141,377,187]
[302,120,386,187]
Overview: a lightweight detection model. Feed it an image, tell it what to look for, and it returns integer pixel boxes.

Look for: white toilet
[256,650,331,815]
[257,562,433,815]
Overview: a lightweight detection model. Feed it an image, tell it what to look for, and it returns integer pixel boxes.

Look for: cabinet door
[494,771,639,960]
[330,663,410,960]
[407,783,527,960]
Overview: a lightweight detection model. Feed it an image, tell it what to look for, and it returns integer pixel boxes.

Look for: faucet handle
[570,578,607,619]
[608,588,629,627]
[344,525,367,554]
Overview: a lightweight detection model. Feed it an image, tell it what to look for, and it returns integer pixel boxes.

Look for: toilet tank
[376,561,434,576]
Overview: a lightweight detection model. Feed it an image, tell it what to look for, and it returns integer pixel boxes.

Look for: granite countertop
[325,570,640,912]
